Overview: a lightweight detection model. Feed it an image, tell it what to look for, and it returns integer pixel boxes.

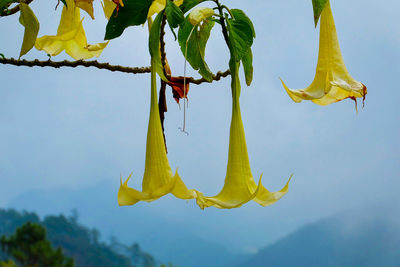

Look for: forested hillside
[0,208,158,267]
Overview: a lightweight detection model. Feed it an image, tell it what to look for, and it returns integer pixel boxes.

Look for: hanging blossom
[196,60,292,209]
[118,57,198,206]
[280,0,367,107]
[35,0,108,60]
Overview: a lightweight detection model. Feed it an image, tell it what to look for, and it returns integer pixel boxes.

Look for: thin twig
[0,0,34,17]
[213,0,230,48]
[187,69,230,85]
[160,13,171,79]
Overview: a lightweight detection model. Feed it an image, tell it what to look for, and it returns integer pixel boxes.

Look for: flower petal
[147,0,182,18]
[102,0,116,20]
[75,0,95,19]
[35,0,108,60]
[147,0,166,18]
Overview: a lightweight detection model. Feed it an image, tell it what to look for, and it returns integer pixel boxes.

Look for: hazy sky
[1,0,399,252]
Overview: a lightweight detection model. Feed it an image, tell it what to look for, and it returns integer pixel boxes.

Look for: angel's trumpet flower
[196,61,292,209]
[35,0,108,60]
[118,58,198,206]
[280,0,366,106]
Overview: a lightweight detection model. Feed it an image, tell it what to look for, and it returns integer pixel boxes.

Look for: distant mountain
[8,183,248,267]
[8,184,400,267]
[0,208,156,267]
[239,202,400,267]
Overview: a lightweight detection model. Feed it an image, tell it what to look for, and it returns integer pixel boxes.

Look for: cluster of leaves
[105,0,257,86]
[101,0,328,96]
[0,0,329,84]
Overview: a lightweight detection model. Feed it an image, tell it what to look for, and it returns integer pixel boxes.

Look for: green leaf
[178,15,214,82]
[149,11,167,81]
[18,3,40,58]
[232,9,255,39]
[0,0,13,10]
[60,0,67,7]
[226,9,255,62]
[0,0,11,9]
[166,0,184,28]
[180,0,205,14]
[312,0,328,27]
[105,0,154,40]
[241,48,253,86]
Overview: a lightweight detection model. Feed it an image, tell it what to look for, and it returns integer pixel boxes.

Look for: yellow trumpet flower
[281,0,366,106]
[196,61,291,209]
[35,0,108,60]
[118,58,198,206]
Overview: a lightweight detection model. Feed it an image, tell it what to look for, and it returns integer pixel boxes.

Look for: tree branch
[0,57,151,74]
[0,57,230,84]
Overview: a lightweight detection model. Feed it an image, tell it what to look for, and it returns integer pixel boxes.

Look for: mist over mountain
[8,182,250,267]
[9,181,400,267]
[240,201,400,267]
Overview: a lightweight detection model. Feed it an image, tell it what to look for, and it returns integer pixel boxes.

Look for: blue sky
[0,0,399,253]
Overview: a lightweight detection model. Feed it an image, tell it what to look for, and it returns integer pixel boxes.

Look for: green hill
[0,208,157,267]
